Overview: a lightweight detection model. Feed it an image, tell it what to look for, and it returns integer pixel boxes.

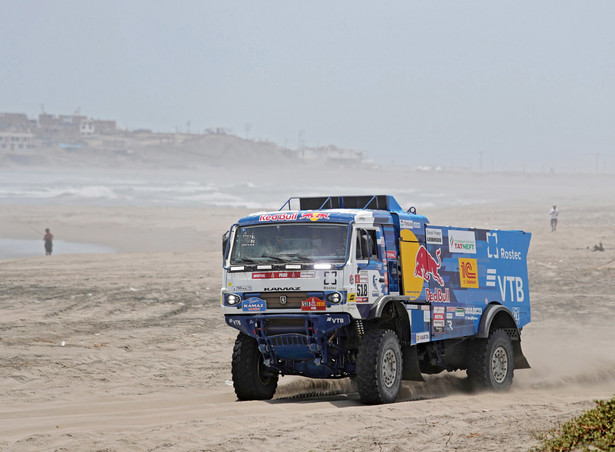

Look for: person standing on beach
[43,228,54,255]
[549,205,559,232]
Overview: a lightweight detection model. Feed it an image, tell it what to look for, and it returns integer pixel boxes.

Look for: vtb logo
[459,258,478,288]
[301,212,330,222]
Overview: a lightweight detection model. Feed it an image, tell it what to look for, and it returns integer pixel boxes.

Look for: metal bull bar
[225,313,353,376]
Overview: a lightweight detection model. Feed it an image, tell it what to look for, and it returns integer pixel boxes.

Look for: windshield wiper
[279,253,314,262]
[260,254,289,263]
[233,257,259,264]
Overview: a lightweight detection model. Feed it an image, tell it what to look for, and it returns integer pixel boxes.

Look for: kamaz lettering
[221,195,531,404]
[263,287,300,291]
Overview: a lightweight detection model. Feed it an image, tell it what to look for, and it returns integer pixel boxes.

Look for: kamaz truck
[221,195,531,404]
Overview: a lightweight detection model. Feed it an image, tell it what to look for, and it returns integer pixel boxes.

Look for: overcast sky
[2,1,614,172]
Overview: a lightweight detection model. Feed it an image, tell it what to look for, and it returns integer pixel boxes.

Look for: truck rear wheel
[232,332,278,400]
[357,329,402,404]
[467,328,514,391]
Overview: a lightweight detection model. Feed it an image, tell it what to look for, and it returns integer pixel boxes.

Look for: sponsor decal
[228,318,241,327]
[263,287,300,291]
[487,232,522,260]
[486,268,497,287]
[349,274,354,284]
[327,317,346,324]
[455,308,465,317]
[400,219,414,229]
[486,269,525,302]
[358,272,368,283]
[414,221,421,229]
[459,258,479,288]
[414,246,444,286]
[426,228,443,245]
[416,332,430,343]
[300,212,330,222]
[252,271,315,279]
[512,307,520,324]
[242,297,266,312]
[231,285,252,291]
[487,232,499,258]
[301,296,326,311]
[425,288,451,302]
[448,230,476,254]
[386,250,397,259]
[500,248,522,260]
[433,306,445,313]
[465,307,483,316]
[347,293,356,303]
[324,271,337,286]
[356,297,369,303]
[446,312,453,319]
[259,213,298,222]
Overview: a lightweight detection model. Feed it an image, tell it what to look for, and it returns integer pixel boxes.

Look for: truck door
[355,227,386,303]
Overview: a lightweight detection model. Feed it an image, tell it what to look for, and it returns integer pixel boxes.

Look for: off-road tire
[467,328,514,391]
[356,329,402,404]
[232,332,278,400]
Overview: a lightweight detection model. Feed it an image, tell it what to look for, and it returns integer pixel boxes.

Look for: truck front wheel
[467,328,514,391]
[357,329,403,404]
[232,333,279,400]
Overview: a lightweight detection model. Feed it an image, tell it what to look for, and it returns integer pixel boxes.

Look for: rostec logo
[487,232,499,258]
[414,246,444,286]
[459,258,479,288]
[300,212,330,222]
[487,232,522,260]
[258,213,298,222]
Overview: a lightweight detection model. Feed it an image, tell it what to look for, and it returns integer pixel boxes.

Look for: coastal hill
[0,112,368,170]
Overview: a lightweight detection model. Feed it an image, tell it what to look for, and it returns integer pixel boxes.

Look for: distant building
[0,131,35,150]
[0,113,35,131]
[302,145,367,163]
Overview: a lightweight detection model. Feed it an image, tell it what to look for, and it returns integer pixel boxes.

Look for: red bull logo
[300,212,330,222]
[259,213,298,222]
[414,246,444,286]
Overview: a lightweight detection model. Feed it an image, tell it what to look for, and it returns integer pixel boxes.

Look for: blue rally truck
[221,195,531,404]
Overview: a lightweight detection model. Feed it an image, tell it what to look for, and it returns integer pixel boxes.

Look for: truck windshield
[230,223,348,265]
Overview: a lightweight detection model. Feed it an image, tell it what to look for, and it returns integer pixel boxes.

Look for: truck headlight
[226,294,242,306]
[327,292,342,304]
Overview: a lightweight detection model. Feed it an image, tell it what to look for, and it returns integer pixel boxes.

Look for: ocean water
[0,168,486,211]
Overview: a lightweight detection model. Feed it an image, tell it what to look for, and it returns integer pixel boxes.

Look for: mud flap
[513,341,531,369]
[402,344,424,381]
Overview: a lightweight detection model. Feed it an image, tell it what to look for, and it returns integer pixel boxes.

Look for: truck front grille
[245,291,325,309]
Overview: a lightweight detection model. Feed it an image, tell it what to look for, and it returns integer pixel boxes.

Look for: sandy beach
[1,172,615,451]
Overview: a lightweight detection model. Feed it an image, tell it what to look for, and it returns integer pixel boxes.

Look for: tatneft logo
[448,230,476,254]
